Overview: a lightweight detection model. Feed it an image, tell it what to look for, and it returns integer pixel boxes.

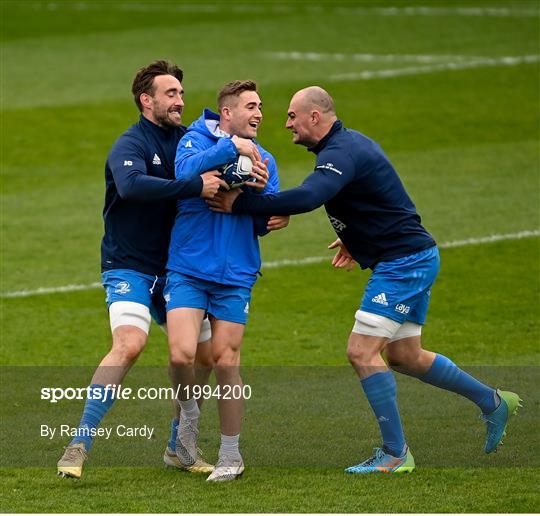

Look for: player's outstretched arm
[229,149,355,215]
[210,172,333,216]
[109,138,203,202]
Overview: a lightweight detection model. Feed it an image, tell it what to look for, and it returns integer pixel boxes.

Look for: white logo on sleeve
[371,293,389,306]
[316,162,342,175]
[152,154,161,165]
[123,160,133,166]
[184,140,192,148]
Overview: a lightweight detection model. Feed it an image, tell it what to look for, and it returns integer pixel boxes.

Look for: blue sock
[70,384,115,451]
[168,418,179,451]
[419,354,498,414]
[361,371,406,458]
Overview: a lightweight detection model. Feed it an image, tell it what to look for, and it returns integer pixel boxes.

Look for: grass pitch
[1,0,539,513]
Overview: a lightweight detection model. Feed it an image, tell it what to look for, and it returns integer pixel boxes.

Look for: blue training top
[167,109,280,288]
[232,120,436,269]
[101,115,203,276]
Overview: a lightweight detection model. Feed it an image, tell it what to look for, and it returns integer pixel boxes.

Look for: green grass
[1,467,538,513]
[1,0,539,512]
[1,240,539,512]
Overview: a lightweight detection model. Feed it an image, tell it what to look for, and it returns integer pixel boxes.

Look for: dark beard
[155,109,181,129]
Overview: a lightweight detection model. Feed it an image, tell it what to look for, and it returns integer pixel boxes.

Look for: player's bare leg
[167,308,212,470]
[346,332,388,379]
[385,336,435,376]
[167,307,205,395]
[206,319,246,481]
[169,337,214,414]
[93,325,148,384]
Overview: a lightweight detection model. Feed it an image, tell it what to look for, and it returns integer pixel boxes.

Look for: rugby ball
[219,155,256,188]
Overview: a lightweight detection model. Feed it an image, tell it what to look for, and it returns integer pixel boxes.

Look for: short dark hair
[131,60,183,112]
[217,80,257,110]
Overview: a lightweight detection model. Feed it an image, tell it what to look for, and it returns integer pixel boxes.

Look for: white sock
[219,433,240,459]
[178,398,200,422]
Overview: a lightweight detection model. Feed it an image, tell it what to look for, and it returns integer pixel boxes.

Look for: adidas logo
[152,153,161,165]
[377,415,389,422]
[184,140,192,148]
[371,293,388,306]
[244,302,250,314]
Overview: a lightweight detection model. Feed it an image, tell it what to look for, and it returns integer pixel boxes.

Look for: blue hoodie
[167,109,280,288]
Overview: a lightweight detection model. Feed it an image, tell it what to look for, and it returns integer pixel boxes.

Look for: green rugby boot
[482,389,522,454]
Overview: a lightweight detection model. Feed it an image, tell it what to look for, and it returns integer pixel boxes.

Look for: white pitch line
[264,229,540,268]
[35,3,539,17]
[1,282,103,298]
[267,52,490,64]
[2,230,538,299]
[265,53,540,81]
[438,230,540,248]
[334,6,539,17]
[329,55,540,81]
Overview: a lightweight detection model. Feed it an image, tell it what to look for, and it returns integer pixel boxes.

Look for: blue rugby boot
[482,389,522,454]
[345,447,415,474]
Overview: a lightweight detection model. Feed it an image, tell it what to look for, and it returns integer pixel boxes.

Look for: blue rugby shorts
[102,268,167,325]
[360,246,440,325]
[164,271,251,325]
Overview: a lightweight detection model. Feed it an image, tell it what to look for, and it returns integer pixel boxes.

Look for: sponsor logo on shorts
[371,293,388,306]
[114,281,131,294]
[164,293,171,303]
[244,302,250,314]
[395,303,410,314]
